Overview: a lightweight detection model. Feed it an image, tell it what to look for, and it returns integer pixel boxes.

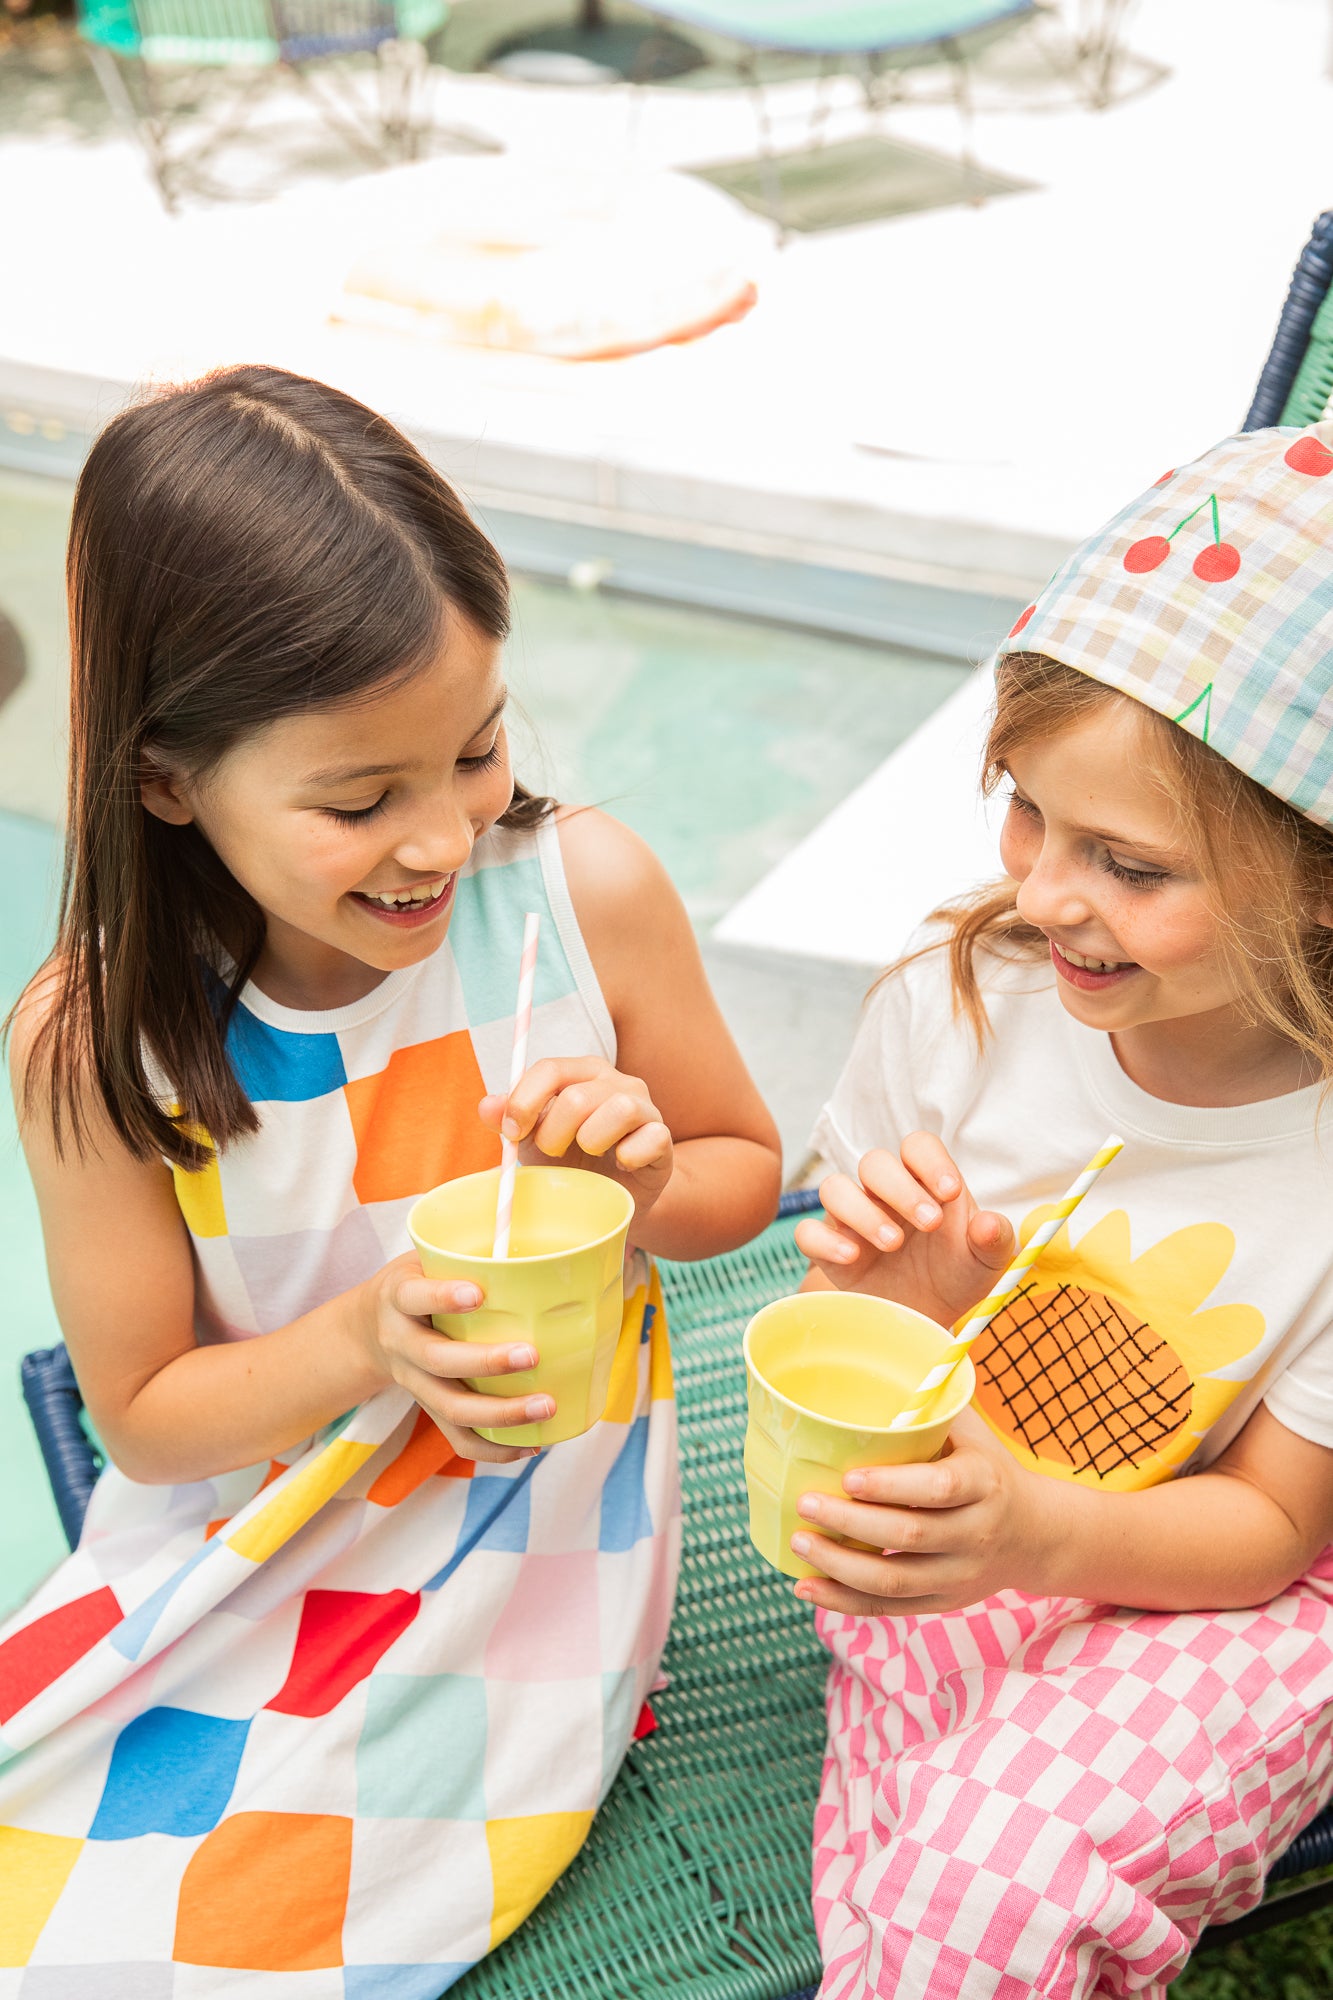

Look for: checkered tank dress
[0,817,680,1996]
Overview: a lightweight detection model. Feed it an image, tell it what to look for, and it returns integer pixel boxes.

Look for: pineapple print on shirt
[972,1208,1266,1491]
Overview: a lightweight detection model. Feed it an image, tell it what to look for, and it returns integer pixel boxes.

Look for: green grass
[1175,1879,1333,1997]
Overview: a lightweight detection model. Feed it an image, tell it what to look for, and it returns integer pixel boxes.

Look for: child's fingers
[818,1171,908,1253]
[965,1207,1018,1271]
[409,1369,557,1434]
[789,1530,966,1603]
[613,1121,673,1175]
[899,1131,965,1204]
[395,1380,537,1466]
[412,1334,543,1382]
[838,1449,992,1512]
[857,1148,945,1233]
[390,1274,485,1322]
[569,1089,661,1160]
[794,1575,952,1618]
[794,1213,872,1270]
[498,1058,606,1142]
[795,1490,959,1553]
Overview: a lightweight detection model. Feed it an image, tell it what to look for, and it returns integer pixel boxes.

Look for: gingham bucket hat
[997,424,1333,827]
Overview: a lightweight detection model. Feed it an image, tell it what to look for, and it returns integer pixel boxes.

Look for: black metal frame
[84,0,440,210]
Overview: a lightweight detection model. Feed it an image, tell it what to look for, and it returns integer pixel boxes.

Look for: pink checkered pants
[812,1549,1333,1999]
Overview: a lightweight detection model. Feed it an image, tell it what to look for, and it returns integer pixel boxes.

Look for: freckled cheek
[1114,900,1223,980]
[998,816,1033,880]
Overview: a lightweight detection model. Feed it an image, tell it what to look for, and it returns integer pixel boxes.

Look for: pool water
[0,467,966,1614]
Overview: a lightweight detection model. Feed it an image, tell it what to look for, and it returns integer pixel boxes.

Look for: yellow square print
[169,1112,227,1239]
[485,1811,593,1950]
[0,1826,83,1965]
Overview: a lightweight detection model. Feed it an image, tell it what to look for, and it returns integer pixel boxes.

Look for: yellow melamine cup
[743,1292,976,1579]
[407,1164,635,1449]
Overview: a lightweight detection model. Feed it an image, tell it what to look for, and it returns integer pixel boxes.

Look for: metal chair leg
[86,42,176,210]
[942,37,980,206]
[740,51,786,243]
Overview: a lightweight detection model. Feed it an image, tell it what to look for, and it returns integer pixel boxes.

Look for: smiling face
[142,612,513,1009]
[999,699,1252,1036]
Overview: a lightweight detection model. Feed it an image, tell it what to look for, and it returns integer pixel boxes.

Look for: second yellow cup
[743,1291,976,1579]
[407,1164,635,1448]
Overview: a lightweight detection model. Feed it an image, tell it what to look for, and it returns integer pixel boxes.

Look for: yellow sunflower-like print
[971,1207,1265,1492]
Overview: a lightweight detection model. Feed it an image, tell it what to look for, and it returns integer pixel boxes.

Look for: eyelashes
[1102,856,1168,890]
[323,796,388,827]
[1003,790,1169,890]
[321,742,505,826]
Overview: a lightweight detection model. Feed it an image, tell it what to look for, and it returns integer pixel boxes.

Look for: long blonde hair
[923,653,1333,1074]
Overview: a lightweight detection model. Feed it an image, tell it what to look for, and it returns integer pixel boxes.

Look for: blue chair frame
[1243,208,1333,431]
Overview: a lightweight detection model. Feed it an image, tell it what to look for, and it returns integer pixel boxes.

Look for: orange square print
[345,1032,500,1206]
[173,1811,352,1971]
[368,1409,475,1507]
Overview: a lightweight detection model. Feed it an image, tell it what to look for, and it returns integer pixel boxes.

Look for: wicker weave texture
[454,1216,825,2000]
[1281,282,1333,426]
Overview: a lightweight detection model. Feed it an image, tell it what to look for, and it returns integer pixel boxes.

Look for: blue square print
[89,1707,249,1839]
[345,1968,473,1999]
[225,1001,347,1103]
[598,1416,654,1553]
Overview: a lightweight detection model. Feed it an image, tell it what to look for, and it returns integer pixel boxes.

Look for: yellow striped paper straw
[493,912,542,1259]
[887,1134,1124,1432]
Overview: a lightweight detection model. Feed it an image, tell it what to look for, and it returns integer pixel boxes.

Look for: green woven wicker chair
[453,1204,826,2000]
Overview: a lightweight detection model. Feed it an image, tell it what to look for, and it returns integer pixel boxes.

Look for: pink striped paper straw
[493,911,541,1258]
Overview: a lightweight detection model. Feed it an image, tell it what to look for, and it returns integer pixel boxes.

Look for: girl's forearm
[1024,1468,1311,1612]
[108,1289,386,1485]
[632,1135,782,1260]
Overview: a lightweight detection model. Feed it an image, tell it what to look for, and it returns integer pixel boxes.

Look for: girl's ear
[139,749,195,826]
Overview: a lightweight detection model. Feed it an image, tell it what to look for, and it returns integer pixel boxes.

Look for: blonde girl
[0,366,780,1990]
[795,426,1333,1997]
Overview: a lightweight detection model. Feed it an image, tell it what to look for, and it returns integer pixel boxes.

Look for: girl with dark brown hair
[0,365,780,1985]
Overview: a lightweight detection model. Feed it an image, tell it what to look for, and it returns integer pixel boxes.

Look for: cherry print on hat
[1123,494,1239,583]
[994,420,1333,829]
[1285,435,1333,477]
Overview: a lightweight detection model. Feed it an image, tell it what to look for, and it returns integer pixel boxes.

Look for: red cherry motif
[1285,436,1333,477]
[1193,542,1240,582]
[1008,603,1036,638]
[1123,535,1171,573]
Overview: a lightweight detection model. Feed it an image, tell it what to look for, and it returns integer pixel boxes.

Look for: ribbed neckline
[1063,1000,1325,1148]
[236,952,429,1036]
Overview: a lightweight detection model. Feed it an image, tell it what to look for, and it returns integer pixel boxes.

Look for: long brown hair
[26,364,553,1171]
[924,652,1333,1072]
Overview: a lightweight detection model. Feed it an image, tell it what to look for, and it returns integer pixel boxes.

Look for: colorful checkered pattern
[997,423,1333,828]
[812,1549,1333,1999]
[0,819,680,1993]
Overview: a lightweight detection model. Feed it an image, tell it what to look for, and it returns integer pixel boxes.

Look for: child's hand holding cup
[743,1291,975,1580]
[408,1163,636,1449]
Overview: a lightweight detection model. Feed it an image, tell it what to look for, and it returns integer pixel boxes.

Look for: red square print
[0,1586,121,1724]
[266,1589,421,1719]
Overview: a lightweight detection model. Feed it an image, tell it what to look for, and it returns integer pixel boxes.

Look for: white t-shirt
[810,939,1333,1492]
